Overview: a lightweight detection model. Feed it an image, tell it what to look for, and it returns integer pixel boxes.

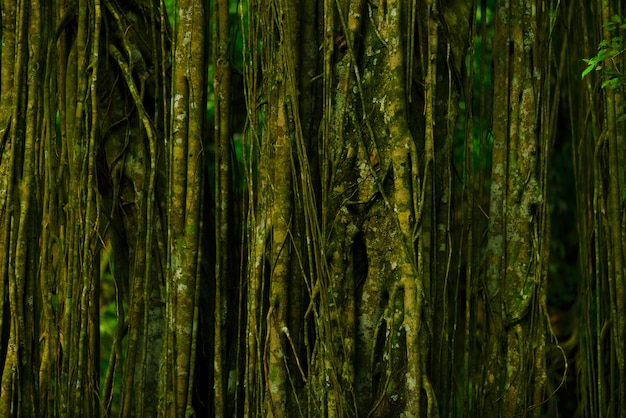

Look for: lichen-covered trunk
[160,0,207,416]
[0,0,53,415]
[0,0,206,416]
[243,0,470,416]
[481,1,553,416]
[570,0,626,416]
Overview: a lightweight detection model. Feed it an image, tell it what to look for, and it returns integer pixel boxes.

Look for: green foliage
[582,14,626,121]
[582,15,626,78]
[454,2,495,179]
[164,0,175,27]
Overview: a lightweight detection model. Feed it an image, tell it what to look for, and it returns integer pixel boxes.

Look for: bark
[571,0,626,416]
[0,0,622,417]
[481,1,553,416]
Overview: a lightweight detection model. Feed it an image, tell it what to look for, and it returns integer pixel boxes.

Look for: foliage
[582,14,626,121]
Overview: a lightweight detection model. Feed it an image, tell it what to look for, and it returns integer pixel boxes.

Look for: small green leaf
[582,64,595,78]
[596,49,612,61]
[601,77,621,89]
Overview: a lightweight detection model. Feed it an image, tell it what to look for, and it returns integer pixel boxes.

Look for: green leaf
[602,77,621,89]
[582,64,595,79]
[596,49,612,61]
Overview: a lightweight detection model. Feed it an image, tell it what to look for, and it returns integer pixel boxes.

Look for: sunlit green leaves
[603,13,626,32]
[581,43,622,79]
[582,14,626,121]
[582,14,625,79]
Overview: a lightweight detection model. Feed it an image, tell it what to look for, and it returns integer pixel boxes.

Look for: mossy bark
[570,0,626,416]
[243,0,469,416]
[482,1,552,416]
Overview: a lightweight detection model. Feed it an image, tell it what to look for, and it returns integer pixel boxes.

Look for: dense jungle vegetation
[0,0,624,416]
